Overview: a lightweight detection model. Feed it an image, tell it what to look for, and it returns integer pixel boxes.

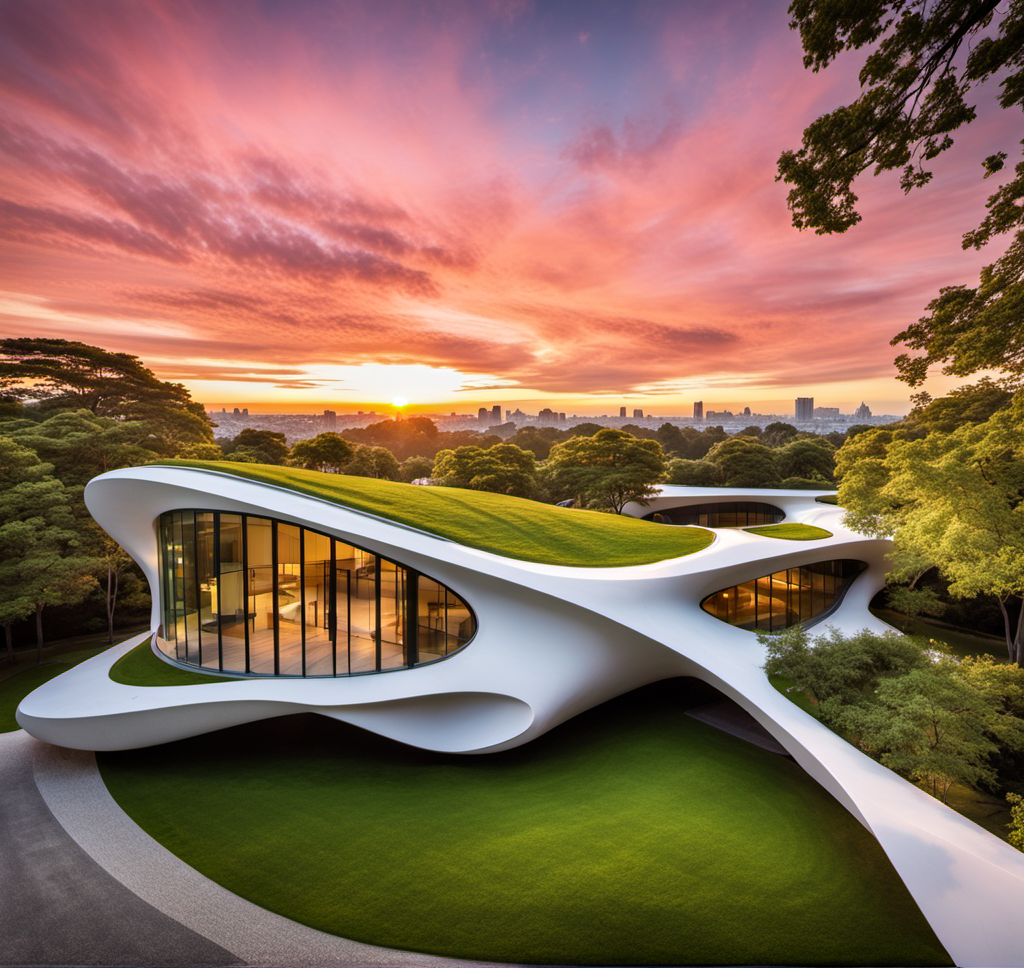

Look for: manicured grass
[768,673,821,719]
[744,523,833,540]
[99,680,949,966]
[152,461,714,567]
[109,639,238,686]
[1,647,108,732]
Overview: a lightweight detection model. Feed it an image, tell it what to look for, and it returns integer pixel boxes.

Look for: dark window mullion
[241,514,250,674]
[272,521,279,676]
[300,529,306,677]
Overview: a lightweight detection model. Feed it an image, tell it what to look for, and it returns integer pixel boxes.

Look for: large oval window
[157,510,475,677]
[646,501,784,527]
[701,559,866,632]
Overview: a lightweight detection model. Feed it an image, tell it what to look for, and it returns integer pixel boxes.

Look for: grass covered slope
[109,639,237,686]
[98,680,949,966]
[744,523,833,539]
[151,461,713,567]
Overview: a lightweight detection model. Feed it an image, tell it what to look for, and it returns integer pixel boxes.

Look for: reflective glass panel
[156,511,474,676]
[702,560,865,631]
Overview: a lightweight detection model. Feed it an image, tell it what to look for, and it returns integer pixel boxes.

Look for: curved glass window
[701,559,866,632]
[645,501,784,527]
[157,511,475,676]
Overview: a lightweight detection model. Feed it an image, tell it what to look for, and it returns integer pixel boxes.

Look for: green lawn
[1,646,108,732]
[152,461,713,567]
[109,639,238,686]
[99,679,949,966]
[744,523,833,540]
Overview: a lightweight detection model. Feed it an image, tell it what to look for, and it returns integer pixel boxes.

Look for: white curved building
[17,466,1024,967]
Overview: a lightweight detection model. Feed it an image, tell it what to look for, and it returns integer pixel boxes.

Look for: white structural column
[16,469,1024,967]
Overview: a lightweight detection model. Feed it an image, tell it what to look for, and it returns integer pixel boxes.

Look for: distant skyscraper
[478,407,489,424]
[322,409,337,430]
[619,406,627,418]
[743,406,751,416]
[795,397,814,422]
[491,404,502,424]
[633,409,644,419]
[693,401,703,420]
[855,401,872,420]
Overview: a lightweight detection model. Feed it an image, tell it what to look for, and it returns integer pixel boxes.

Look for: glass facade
[646,501,785,527]
[701,559,865,631]
[157,511,475,676]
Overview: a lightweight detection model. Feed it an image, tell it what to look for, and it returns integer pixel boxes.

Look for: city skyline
[0,0,1014,415]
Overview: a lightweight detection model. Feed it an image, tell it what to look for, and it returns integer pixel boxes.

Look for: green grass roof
[149,461,713,567]
[743,523,833,540]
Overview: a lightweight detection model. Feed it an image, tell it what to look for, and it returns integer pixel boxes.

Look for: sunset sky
[0,0,1015,416]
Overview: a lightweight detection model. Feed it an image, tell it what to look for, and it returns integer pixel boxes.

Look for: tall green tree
[776,437,836,483]
[0,439,97,658]
[839,661,1024,803]
[6,409,156,485]
[545,429,665,513]
[777,0,1024,385]
[345,444,401,480]
[705,437,782,487]
[837,391,1024,664]
[289,433,354,473]
[0,337,213,448]
[226,428,289,464]
[432,444,536,498]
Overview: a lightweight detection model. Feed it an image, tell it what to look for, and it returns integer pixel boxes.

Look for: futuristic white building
[17,465,1024,967]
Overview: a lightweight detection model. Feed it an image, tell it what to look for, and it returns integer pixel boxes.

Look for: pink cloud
[0,0,1016,408]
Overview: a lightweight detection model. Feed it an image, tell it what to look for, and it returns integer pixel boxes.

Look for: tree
[508,426,563,460]
[764,626,1024,804]
[289,433,354,473]
[776,437,836,483]
[777,0,1024,385]
[227,428,289,465]
[705,437,782,487]
[1009,793,1024,851]
[432,444,536,498]
[0,337,214,447]
[762,625,933,728]
[5,409,156,485]
[345,444,401,480]
[544,429,666,513]
[839,661,1024,803]
[0,438,97,658]
[761,422,800,448]
[836,391,1024,664]
[665,458,722,486]
[399,455,435,482]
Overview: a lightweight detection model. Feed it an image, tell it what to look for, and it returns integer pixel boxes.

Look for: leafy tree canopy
[345,444,401,480]
[0,337,213,446]
[776,437,836,483]
[289,432,354,474]
[545,429,666,513]
[705,437,782,488]
[226,428,289,465]
[665,458,722,487]
[777,0,1024,385]
[836,390,1024,663]
[433,443,537,498]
